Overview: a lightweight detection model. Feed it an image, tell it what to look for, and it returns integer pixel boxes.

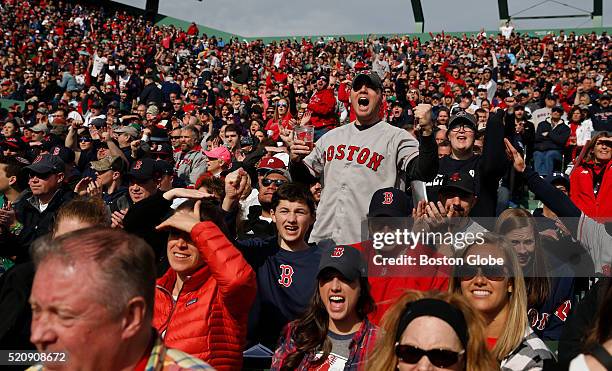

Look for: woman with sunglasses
[367,290,497,371]
[271,243,377,371]
[569,131,612,220]
[450,233,554,370]
[265,98,293,141]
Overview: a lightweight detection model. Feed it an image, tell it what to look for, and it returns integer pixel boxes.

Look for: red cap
[257,156,286,170]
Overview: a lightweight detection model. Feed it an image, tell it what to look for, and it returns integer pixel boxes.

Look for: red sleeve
[308,89,336,115]
[438,61,450,79]
[338,83,350,104]
[191,221,257,318]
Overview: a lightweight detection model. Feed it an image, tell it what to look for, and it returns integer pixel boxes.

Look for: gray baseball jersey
[302,121,419,245]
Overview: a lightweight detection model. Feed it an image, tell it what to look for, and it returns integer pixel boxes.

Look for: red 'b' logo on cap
[34,155,43,163]
[331,246,344,257]
[133,160,142,170]
[449,173,461,182]
[53,147,60,155]
[382,191,393,205]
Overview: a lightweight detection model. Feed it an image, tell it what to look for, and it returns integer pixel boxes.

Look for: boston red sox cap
[352,72,383,92]
[25,154,65,174]
[368,187,411,217]
[128,158,160,181]
[439,170,476,195]
[317,239,368,282]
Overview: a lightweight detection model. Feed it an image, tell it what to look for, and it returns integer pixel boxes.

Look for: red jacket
[153,221,257,370]
[570,161,612,221]
[308,88,338,129]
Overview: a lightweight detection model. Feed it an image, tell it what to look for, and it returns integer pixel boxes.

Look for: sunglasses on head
[457,264,507,281]
[395,344,464,368]
[262,178,286,187]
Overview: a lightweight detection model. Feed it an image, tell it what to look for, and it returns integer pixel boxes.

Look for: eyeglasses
[450,125,475,133]
[277,102,287,107]
[595,139,612,147]
[79,137,92,142]
[457,264,507,281]
[261,178,287,187]
[395,344,464,368]
[29,172,54,180]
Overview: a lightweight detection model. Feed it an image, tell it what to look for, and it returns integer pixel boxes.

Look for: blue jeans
[533,150,562,178]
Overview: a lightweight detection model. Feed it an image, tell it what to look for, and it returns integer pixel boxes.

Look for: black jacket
[13,188,75,260]
[0,262,35,356]
[534,119,570,152]
[122,192,171,276]
[138,82,163,107]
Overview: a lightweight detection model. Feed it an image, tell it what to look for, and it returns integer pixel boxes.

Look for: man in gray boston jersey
[289,72,438,245]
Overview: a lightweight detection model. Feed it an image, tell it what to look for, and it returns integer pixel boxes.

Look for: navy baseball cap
[439,171,476,195]
[155,159,174,175]
[551,106,564,114]
[49,146,75,165]
[369,187,411,217]
[317,240,368,282]
[25,154,65,174]
[128,158,160,181]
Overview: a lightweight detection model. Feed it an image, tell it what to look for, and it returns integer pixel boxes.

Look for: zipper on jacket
[157,282,185,339]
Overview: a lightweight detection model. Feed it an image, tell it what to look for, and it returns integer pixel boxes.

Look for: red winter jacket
[307,88,338,129]
[153,221,257,370]
[570,161,612,221]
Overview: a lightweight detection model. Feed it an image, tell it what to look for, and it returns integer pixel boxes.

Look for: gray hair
[32,227,156,320]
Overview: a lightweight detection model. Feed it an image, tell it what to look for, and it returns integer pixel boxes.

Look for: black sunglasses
[261,178,286,187]
[457,264,507,281]
[352,80,378,92]
[29,172,54,180]
[595,139,612,147]
[395,344,464,368]
[79,137,92,142]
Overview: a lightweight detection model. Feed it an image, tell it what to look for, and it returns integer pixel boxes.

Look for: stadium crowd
[0,0,610,370]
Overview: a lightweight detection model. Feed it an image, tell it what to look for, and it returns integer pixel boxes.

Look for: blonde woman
[367,290,497,371]
[450,233,555,370]
[264,98,293,141]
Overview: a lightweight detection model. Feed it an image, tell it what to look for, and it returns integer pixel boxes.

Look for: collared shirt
[271,319,378,371]
[27,333,213,371]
